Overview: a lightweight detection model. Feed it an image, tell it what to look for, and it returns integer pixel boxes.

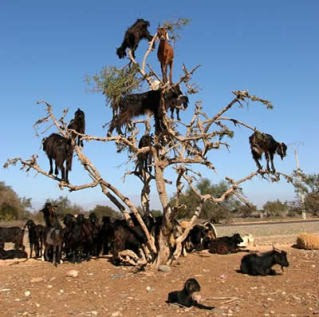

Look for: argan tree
[4,19,290,267]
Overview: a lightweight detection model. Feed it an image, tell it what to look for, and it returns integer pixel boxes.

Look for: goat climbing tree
[4,19,292,267]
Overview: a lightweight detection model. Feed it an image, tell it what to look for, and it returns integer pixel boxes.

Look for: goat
[168,95,189,121]
[111,213,148,265]
[0,248,28,259]
[42,133,73,183]
[97,216,114,256]
[135,134,153,174]
[68,108,85,147]
[249,131,287,173]
[88,213,100,256]
[116,18,153,59]
[240,249,289,276]
[157,27,174,83]
[167,278,214,310]
[44,226,64,266]
[208,233,243,255]
[40,202,64,266]
[24,220,43,258]
[182,223,217,253]
[40,202,61,229]
[63,214,95,263]
[107,85,188,136]
[0,226,25,251]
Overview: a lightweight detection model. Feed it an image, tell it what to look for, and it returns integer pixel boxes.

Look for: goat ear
[166,31,170,40]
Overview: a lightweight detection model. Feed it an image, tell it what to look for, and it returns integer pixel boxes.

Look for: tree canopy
[0,181,31,221]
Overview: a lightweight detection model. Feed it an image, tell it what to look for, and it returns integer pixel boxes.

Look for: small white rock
[66,270,79,278]
[24,290,31,297]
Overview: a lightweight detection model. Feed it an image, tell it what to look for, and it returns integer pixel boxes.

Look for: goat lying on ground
[240,249,289,276]
[157,27,174,83]
[167,278,214,310]
[116,18,153,59]
[182,223,217,253]
[42,133,73,183]
[68,108,85,147]
[249,131,287,173]
[107,85,188,136]
[0,226,25,251]
[209,233,243,254]
[0,248,27,259]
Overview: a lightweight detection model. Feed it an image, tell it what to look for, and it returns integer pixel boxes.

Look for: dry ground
[0,243,318,317]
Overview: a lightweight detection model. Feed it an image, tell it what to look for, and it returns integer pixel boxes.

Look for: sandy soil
[0,243,318,317]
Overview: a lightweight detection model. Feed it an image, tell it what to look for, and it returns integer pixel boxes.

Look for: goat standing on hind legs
[157,27,174,84]
[116,19,154,59]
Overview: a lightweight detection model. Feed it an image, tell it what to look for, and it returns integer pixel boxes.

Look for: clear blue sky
[1,0,318,211]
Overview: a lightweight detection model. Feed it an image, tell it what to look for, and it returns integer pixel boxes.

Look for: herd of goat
[0,202,289,279]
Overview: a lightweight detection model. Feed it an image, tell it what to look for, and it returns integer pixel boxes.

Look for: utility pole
[294,149,306,220]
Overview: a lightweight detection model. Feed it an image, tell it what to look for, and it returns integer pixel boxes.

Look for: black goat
[42,133,73,183]
[183,223,216,253]
[135,134,153,174]
[240,249,289,276]
[111,213,148,265]
[97,216,114,256]
[249,131,287,173]
[116,18,153,59]
[68,108,85,147]
[208,233,243,255]
[63,214,94,263]
[24,220,44,258]
[168,95,189,121]
[40,202,61,229]
[108,85,188,136]
[0,248,27,259]
[0,226,25,251]
[167,278,214,310]
[88,213,100,257]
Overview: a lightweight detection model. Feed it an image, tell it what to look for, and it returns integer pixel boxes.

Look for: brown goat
[157,27,174,83]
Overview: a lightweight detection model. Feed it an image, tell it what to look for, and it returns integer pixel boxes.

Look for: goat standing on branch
[249,131,287,173]
[116,19,154,59]
[68,108,85,147]
[157,27,174,83]
[42,133,73,183]
[107,85,188,136]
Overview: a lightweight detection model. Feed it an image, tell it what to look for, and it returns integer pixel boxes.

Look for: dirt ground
[0,243,318,317]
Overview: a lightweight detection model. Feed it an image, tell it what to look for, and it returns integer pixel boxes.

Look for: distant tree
[292,171,319,216]
[150,209,162,218]
[171,179,242,223]
[89,204,120,219]
[0,182,32,221]
[304,192,319,216]
[45,196,85,216]
[235,203,257,218]
[262,200,289,218]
